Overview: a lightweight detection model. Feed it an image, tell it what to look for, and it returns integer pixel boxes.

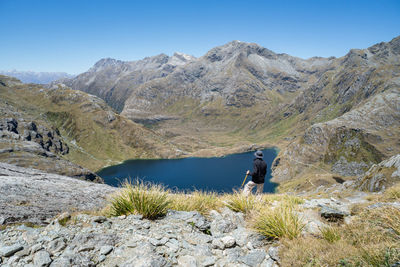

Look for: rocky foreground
[0,198,355,267]
[0,208,281,267]
[0,163,115,225]
[1,191,390,267]
[1,162,399,266]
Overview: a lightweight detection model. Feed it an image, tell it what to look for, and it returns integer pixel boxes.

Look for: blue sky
[0,0,399,74]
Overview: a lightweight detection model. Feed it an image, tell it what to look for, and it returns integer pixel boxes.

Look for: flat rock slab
[0,163,116,225]
[320,205,350,221]
[0,244,23,257]
[240,249,267,267]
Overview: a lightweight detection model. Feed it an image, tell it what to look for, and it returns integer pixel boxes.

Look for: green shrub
[108,180,170,220]
[253,205,305,240]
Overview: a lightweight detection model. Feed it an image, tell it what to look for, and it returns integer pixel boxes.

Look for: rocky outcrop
[0,118,69,155]
[0,208,281,267]
[0,115,101,181]
[272,86,400,187]
[0,116,101,181]
[0,163,115,225]
[357,154,400,192]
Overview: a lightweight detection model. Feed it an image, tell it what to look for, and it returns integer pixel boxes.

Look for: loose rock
[92,216,107,223]
[100,245,113,255]
[268,246,280,262]
[241,249,267,267]
[33,250,52,267]
[221,236,236,248]
[178,255,197,267]
[201,256,216,267]
[320,205,349,221]
[0,244,24,257]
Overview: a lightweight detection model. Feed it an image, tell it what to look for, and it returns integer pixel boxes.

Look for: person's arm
[247,163,258,176]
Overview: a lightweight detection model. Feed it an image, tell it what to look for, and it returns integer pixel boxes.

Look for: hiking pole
[241,173,248,188]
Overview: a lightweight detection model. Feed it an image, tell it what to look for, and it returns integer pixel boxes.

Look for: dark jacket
[249,158,267,184]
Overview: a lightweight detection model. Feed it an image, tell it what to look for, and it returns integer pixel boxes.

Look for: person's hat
[254,150,263,159]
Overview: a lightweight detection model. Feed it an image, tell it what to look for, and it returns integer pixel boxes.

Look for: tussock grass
[108,180,170,220]
[106,181,308,222]
[169,190,222,215]
[262,194,304,207]
[367,206,400,236]
[280,206,400,266]
[58,216,71,227]
[224,191,257,214]
[280,237,358,267]
[105,182,399,266]
[383,183,400,201]
[320,225,341,243]
[252,205,305,240]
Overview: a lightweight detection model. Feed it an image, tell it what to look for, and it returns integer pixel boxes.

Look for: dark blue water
[97,148,278,193]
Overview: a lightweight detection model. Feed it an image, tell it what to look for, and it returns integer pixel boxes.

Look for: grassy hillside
[0,75,178,172]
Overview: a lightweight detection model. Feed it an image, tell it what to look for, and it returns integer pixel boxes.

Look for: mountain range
[49,36,400,191]
[0,36,399,267]
[0,70,74,84]
[1,36,398,192]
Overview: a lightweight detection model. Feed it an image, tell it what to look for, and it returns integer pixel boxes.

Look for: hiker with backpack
[243,150,267,196]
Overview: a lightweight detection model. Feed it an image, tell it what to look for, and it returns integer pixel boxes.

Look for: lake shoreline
[97,148,278,193]
[97,142,279,172]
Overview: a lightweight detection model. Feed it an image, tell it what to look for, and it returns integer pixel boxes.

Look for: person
[243,150,267,196]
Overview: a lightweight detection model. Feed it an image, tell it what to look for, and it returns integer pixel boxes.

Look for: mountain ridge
[0,75,180,178]
[0,70,74,84]
[48,35,400,191]
[56,52,196,112]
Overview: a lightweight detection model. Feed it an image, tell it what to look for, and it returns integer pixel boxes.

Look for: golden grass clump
[252,204,305,240]
[280,206,400,266]
[168,190,222,215]
[319,225,341,243]
[262,194,304,207]
[224,191,257,214]
[108,180,170,220]
[383,182,400,201]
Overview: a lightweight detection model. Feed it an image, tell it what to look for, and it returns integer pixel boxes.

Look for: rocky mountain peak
[388,35,400,53]
[142,53,170,65]
[171,52,196,64]
[341,35,400,68]
[204,40,276,63]
[369,35,400,55]
[89,58,124,72]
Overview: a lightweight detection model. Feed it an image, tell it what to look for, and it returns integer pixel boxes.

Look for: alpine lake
[97,148,278,193]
